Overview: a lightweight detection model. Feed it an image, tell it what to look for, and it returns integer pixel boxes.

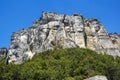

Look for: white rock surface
[84,75,108,80]
[6,12,120,64]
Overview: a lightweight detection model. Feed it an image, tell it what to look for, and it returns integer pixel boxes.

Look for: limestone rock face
[84,75,108,80]
[0,47,8,58]
[84,19,120,56]
[6,12,120,64]
[109,33,120,50]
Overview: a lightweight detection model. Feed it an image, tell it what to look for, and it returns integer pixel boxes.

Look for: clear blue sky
[0,0,120,48]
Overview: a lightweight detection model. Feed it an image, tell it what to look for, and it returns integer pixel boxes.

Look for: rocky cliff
[6,12,120,64]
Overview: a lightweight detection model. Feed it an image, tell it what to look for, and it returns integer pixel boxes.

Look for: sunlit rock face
[7,12,120,64]
[84,19,120,56]
[84,75,108,80]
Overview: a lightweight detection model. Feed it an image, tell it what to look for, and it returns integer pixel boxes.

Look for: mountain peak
[6,12,120,64]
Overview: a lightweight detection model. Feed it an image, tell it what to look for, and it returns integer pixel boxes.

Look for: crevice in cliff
[83,18,87,48]
[84,31,87,48]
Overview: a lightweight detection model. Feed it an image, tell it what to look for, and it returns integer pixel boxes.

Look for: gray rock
[6,12,120,64]
[84,75,108,80]
[109,33,120,50]
[84,19,120,56]
[0,47,8,57]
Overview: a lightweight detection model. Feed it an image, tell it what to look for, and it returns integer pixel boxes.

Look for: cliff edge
[6,12,120,64]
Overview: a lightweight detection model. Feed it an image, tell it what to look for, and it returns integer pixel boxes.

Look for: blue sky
[0,0,120,48]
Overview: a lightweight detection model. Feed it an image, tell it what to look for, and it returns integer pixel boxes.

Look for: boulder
[84,75,108,80]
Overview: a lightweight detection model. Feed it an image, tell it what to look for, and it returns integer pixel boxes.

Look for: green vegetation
[0,48,120,80]
[51,41,56,46]
[51,40,63,49]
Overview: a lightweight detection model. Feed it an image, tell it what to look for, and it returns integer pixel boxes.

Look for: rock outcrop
[109,33,120,50]
[0,47,8,60]
[6,12,120,64]
[84,75,108,80]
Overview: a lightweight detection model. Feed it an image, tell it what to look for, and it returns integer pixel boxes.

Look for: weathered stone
[0,47,8,57]
[109,33,120,49]
[6,12,120,64]
[84,75,108,80]
[84,19,120,56]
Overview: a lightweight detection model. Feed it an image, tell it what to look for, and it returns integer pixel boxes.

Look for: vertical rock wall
[6,12,120,64]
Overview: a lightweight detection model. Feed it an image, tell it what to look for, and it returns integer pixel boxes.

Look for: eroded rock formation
[6,12,120,64]
[0,47,8,58]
